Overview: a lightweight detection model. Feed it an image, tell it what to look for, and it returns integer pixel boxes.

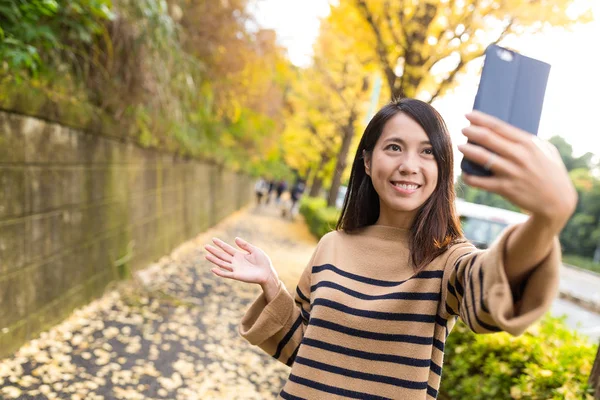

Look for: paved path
[0,203,316,400]
[559,264,600,308]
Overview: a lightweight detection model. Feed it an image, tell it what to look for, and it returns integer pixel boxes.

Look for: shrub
[440,315,597,399]
[299,197,340,239]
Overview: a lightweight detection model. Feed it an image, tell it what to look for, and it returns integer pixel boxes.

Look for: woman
[204,99,576,399]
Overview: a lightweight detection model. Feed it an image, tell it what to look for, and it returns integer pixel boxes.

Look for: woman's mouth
[390,181,421,194]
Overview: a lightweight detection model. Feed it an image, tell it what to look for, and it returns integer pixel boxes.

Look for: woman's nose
[398,153,419,174]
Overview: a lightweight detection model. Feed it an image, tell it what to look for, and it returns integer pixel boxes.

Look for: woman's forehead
[379,113,428,143]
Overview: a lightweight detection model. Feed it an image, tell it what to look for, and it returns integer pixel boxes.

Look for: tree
[312,19,374,207]
[281,18,374,207]
[549,135,595,172]
[327,0,592,102]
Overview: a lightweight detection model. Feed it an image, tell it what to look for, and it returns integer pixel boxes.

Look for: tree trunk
[590,341,600,399]
[327,118,356,208]
[309,152,330,198]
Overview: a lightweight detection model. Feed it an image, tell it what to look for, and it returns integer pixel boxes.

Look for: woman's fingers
[457,143,515,176]
[462,173,505,194]
[234,237,254,253]
[461,125,516,161]
[204,253,233,271]
[466,111,529,143]
[204,244,233,263]
[212,237,237,256]
[211,267,235,279]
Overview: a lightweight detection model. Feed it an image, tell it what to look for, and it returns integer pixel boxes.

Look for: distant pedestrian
[289,180,306,218]
[254,177,268,205]
[275,180,287,204]
[266,179,276,204]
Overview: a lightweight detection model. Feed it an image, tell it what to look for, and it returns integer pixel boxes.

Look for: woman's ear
[363,150,371,177]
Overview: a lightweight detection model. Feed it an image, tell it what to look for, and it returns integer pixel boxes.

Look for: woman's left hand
[458,110,577,231]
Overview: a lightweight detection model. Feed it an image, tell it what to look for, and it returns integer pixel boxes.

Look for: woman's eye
[388,144,401,152]
[423,148,433,155]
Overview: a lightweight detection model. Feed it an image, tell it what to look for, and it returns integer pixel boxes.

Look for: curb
[563,263,600,279]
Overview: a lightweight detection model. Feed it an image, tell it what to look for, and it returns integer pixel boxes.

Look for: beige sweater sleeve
[441,224,561,336]
[238,244,316,366]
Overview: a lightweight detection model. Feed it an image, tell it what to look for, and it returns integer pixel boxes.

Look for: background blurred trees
[327,0,592,102]
[0,0,293,176]
[2,0,597,260]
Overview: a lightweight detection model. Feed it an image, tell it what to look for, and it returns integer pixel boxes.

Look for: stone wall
[0,110,253,358]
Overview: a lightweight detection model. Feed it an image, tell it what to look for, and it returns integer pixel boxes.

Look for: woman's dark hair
[336,98,464,271]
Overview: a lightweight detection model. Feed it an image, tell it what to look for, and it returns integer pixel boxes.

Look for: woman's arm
[503,215,561,290]
[205,236,314,366]
[458,111,577,292]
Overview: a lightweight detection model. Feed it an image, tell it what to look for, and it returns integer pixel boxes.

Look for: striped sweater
[240,224,560,399]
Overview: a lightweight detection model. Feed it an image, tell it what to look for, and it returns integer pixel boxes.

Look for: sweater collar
[357,224,410,242]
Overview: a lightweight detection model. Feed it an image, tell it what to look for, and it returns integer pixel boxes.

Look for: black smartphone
[461,44,551,176]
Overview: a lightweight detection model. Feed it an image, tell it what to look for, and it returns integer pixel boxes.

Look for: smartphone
[460,44,551,176]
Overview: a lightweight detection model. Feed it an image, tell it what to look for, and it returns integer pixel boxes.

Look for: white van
[455,198,529,249]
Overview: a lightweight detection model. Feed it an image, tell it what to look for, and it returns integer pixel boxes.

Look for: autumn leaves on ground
[0,203,314,400]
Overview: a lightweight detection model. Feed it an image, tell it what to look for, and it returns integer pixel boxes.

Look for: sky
[251,0,600,163]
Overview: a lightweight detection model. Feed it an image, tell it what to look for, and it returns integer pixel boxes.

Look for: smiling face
[363,112,439,228]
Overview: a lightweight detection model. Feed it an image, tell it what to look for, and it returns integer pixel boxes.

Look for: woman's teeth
[393,183,419,190]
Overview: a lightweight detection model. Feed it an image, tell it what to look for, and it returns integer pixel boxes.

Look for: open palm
[204,237,277,285]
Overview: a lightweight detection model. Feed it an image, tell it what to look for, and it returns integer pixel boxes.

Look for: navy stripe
[300,307,310,322]
[479,266,490,313]
[286,343,301,367]
[302,338,431,367]
[296,286,310,303]
[280,389,305,400]
[313,298,435,323]
[427,385,438,398]
[468,263,501,333]
[311,281,440,301]
[310,318,433,345]
[273,315,303,360]
[294,356,428,390]
[435,314,447,327]
[445,302,457,317]
[430,360,442,376]
[447,280,457,298]
[312,264,442,287]
[288,374,392,400]
[451,254,471,299]
[294,300,310,322]
[433,338,444,352]
[454,271,465,298]
[416,270,445,279]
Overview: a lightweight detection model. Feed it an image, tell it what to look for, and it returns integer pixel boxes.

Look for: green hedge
[299,197,340,239]
[562,254,600,275]
[440,316,598,399]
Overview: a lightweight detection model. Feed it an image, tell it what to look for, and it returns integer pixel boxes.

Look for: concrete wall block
[0,321,27,359]
[0,112,25,163]
[0,167,26,219]
[25,210,70,264]
[27,167,74,214]
[0,219,26,275]
[29,258,66,311]
[25,122,75,164]
[0,272,32,328]
[74,133,111,164]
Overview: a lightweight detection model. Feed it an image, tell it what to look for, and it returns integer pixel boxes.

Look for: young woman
[204,99,576,399]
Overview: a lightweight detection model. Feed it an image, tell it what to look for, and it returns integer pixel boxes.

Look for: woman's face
[364,112,439,227]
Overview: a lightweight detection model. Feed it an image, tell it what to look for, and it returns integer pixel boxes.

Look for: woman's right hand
[204,237,280,300]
